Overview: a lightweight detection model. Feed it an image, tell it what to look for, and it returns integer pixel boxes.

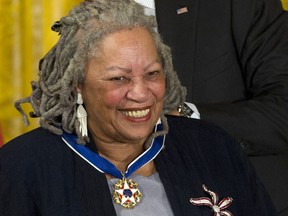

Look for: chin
[122,127,153,142]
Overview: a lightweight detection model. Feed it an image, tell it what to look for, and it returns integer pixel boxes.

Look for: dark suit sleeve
[197,0,288,155]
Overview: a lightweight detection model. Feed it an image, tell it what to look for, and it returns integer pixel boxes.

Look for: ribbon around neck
[61,120,165,179]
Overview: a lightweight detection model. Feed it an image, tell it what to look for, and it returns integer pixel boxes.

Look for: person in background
[134,0,288,214]
[0,1,276,215]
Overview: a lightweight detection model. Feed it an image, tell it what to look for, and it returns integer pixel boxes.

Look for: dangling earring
[77,93,88,138]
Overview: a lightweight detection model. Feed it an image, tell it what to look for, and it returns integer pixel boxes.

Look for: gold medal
[113,177,142,208]
[62,121,165,209]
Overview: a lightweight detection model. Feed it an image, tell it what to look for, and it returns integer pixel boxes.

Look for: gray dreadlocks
[15,0,186,144]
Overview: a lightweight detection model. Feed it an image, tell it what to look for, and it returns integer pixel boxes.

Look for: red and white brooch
[190,184,233,216]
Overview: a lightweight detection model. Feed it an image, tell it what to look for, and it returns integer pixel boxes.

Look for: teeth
[122,109,150,118]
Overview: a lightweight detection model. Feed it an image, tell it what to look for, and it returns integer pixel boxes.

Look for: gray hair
[15,0,186,144]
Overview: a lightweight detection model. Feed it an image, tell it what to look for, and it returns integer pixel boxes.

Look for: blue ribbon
[62,122,165,179]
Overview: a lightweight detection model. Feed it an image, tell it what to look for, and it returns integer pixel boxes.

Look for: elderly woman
[0,0,276,215]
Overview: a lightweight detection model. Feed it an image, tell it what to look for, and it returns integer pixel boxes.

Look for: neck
[87,120,166,178]
[97,140,145,172]
[92,135,157,178]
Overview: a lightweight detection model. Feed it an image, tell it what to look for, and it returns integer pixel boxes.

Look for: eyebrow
[105,60,161,73]
[105,66,132,73]
[144,60,162,71]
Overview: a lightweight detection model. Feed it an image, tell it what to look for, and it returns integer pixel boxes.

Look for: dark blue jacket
[0,116,276,215]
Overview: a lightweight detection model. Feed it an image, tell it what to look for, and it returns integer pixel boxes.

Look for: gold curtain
[0,0,288,143]
[283,0,288,9]
[0,0,82,143]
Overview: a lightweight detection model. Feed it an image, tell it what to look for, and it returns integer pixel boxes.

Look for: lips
[121,109,150,118]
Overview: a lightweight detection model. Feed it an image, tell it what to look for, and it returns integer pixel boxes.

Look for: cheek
[81,82,105,109]
[151,80,166,101]
[102,87,128,107]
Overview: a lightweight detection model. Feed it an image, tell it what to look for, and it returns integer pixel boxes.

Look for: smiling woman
[0,1,277,215]
[80,28,166,147]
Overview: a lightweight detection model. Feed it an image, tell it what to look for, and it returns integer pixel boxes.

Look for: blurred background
[0,0,288,145]
[0,0,82,145]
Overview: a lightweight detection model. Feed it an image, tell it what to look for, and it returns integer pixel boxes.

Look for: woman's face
[79,27,165,144]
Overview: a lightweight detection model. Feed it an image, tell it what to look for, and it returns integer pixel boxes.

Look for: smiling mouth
[121,109,150,118]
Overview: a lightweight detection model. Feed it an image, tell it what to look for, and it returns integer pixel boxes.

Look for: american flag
[177,7,188,15]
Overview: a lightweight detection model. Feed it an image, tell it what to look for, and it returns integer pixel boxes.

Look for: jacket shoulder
[0,128,65,168]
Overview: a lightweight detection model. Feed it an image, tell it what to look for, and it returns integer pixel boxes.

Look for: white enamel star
[115,180,139,205]
[113,178,142,208]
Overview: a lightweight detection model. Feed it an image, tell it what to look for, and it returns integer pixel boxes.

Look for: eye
[109,76,130,83]
[145,70,162,80]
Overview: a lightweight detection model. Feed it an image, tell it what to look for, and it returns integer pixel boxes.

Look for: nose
[126,77,151,103]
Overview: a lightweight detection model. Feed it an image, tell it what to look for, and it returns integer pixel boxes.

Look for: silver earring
[77,93,88,138]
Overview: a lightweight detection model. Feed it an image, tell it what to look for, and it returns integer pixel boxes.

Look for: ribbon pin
[190,184,233,216]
